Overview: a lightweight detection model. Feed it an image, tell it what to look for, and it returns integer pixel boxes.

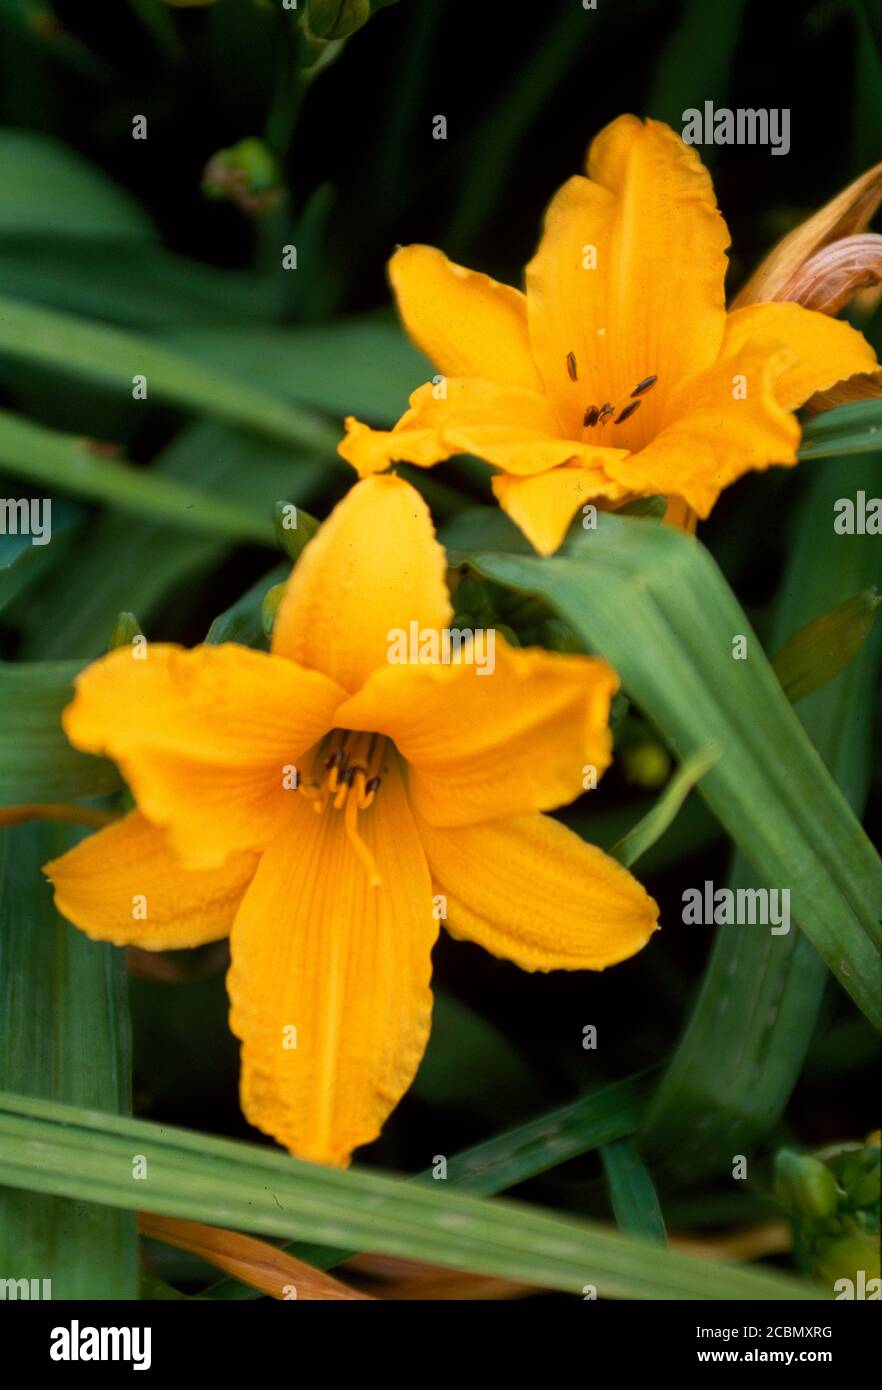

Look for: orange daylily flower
[338,115,881,555]
[44,474,658,1167]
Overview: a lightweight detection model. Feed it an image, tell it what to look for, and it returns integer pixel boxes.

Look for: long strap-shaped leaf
[645,457,882,1174]
[0,1091,820,1300]
[469,515,881,1028]
[0,294,338,454]
[0,826,137,1297]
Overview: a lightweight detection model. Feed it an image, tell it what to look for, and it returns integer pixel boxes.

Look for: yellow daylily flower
[43,474,658,1167]
[338,114,881,555]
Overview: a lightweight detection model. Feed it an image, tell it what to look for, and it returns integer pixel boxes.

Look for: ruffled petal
[63,644,344,868]
[722,301,880,410]
[491,464,628,555]
[336,638,618,827]
[416,810,659,971]
[388,244,544,390]
[44,810,257,949]
[272,474,452,693]
[603,336,800,516]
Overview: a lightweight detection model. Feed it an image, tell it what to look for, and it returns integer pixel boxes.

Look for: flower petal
[228,758,437,1166]
[526,116,730,444]
[603,336,800,516]
[416,811,659,971]
[337,639,618,827]
[272,475,452,693]
[44,810,257,949]
[722,301,881,411]
[339,379,627,480]
[388,244,543,390]
[491,464,628,555]
[64,644,344,868]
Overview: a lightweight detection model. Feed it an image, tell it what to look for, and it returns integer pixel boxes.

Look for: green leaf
[212,1069,656,1296]
[0,662,120,806]
[0,295,340,455]
[0,236,276,327]
[649,0,748,132]
[0,498,81,616]
[0,408,276,543]
[772,588,880,704]
[0,1092,822,1300]
[165,316,429,424]
[0,824,136,1298]
[17,423,327,661]
[797,400,882,458]
[609,749,717,868]
[644,456,882,1178]
[600,1139,667,1244]
[0,129,153,239]
[463,513,882,1028]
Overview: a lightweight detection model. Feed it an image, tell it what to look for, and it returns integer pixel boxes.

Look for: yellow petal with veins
[585,116,730,436]
[228,757,437,1166]
[722,301,881,410]
[389,244,543,390]
[337,639,617,827]
[63,644,344,869]
[272,474,452,693]
[491,464,628,555]
[604,338,800,517]
[44,810,257,948]
[340,379,629,480]
[416,810,659,971]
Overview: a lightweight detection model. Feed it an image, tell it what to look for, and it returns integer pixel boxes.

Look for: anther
[614,400,642,425]
[597,403,614,426]
[583,405,599,428]
[631,375,658,397]
[566,351,578,382]
[365,777,381,794]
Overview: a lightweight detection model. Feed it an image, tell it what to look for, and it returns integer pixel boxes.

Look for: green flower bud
[109,612,143,651]
[622,742,672,790]
[261,583,286,641]
[775,1149,839,1220]
[202,138,283,216]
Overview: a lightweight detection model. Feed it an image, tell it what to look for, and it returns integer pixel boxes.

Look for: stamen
[631,375,658,397]
[566,351,578,382]
[297,731,386,886]
[583,405,599,428]
[344,790,382,888]
[597,403,614,426]
[614,400,642,425]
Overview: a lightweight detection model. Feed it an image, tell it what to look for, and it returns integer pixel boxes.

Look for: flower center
[568,356,659,444]
[297,730,387,888]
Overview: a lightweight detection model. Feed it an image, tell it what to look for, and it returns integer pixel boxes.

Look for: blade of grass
[600,1139,667,1245]
[644,456,882,1178]
[797,399,882,457]
[0,409,277,543]
[458,513,881,1027]
[0,295,339,454]
[0,824,136,1298]
[0,1092,822,1300]
[0,661,120,805]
